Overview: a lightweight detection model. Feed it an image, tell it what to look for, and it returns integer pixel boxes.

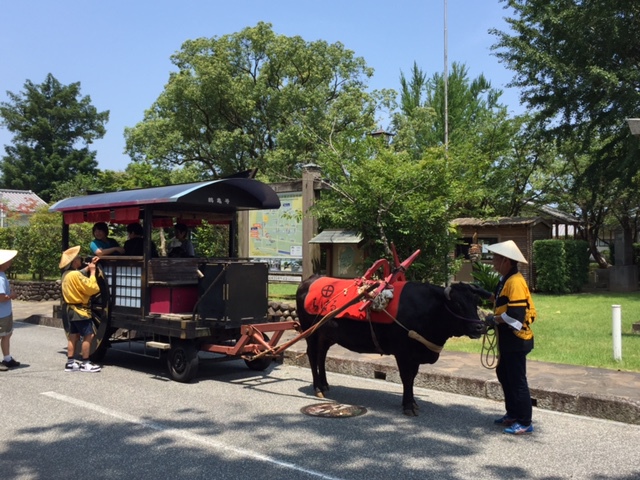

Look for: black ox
[296,276,488,416]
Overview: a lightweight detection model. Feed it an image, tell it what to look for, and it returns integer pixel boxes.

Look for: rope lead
[481,327,499,369]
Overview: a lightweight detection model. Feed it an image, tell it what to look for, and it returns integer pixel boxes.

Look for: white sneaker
[64,360,80,372]
[80,361,101,373]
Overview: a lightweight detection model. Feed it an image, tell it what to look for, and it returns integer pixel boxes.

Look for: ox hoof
[403,401,420,416]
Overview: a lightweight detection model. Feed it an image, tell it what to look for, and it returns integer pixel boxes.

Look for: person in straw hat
[484,240,537,435]
[0,249,19,371]
[59,246,102,373]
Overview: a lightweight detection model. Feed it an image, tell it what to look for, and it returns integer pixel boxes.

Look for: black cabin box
[197,262,269,326]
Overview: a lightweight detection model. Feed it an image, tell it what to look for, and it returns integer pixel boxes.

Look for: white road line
[41,391,344,480]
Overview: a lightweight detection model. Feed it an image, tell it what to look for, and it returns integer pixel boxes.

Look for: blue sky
[1,0,521,172]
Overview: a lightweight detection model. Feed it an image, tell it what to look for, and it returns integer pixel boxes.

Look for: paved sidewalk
[12,300,640,424]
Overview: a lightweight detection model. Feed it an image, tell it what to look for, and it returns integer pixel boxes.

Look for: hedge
[533,239,589,294]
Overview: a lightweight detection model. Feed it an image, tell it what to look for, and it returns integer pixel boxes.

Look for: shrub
[534,240,569,293]
[533,239,589,293]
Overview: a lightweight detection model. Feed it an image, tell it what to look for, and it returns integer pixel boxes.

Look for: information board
[248,192,303,272]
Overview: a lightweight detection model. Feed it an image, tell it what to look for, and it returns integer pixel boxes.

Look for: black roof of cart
[49,178,281,216]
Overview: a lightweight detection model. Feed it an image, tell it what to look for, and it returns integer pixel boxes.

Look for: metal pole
[612,304,622,361]
[443,0,449,151]
[442,0,449,281]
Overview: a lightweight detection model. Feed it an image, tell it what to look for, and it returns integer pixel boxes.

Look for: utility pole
[444,0,449,152]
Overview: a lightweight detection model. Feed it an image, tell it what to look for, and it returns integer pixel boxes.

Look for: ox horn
[444,285,451,301]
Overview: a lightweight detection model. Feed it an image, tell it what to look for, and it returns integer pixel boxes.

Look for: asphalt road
[2,321,639,480]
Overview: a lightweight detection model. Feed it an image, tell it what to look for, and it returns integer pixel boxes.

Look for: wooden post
[302,164,321,280]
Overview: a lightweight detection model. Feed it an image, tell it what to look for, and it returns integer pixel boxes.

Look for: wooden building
[309,229,365,278]
[452,217,552,288]
[0,189,47,227]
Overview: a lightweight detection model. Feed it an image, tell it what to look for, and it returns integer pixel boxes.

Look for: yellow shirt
[61,270,100,319]
[494,271,536,341]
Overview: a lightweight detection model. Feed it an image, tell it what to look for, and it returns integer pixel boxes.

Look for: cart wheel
[244,334,273,371]
[167,340,199,383]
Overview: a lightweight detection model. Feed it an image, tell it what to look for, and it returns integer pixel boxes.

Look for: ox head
[442,283,489,339]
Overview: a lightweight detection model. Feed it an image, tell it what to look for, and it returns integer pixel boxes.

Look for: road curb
[21,315,61,329]
[282,346,640,424]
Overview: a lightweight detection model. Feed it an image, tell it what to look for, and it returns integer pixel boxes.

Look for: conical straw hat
[0,249,18,266]
[486,240,527,264]
[59,246,81,269]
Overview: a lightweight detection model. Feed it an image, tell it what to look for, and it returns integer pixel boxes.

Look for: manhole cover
[301,402,367,418]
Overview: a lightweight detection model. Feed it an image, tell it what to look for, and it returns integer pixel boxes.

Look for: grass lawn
[269,283,298,304]
[446,292,640,373]
[270,283,640,373]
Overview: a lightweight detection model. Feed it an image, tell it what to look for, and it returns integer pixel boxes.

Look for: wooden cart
[49,176,300,382]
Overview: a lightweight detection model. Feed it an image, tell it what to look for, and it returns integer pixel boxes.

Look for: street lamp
[626,118,640,136]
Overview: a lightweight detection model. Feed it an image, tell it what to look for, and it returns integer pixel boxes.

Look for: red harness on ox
[304,277,406,324]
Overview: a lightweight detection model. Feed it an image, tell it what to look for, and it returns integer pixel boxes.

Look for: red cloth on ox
[304,277,405,324]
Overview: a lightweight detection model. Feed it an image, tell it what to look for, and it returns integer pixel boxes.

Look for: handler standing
[485,240,536,435]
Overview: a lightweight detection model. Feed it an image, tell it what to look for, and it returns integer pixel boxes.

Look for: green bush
[533,239,589,293]
[534,240,569,293]
[564,239,589,292]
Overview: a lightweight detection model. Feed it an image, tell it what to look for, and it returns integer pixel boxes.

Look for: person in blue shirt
[90,222,124,257]
[0,249,19,371]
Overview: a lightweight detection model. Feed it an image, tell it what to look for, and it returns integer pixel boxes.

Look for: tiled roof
[451,217,550,227]
[0,189,47,213]
[309,229,363,244]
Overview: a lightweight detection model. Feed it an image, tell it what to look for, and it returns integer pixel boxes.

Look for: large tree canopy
[312,62,524,281]
[125,22,377,182]
[0,73,108,202]
[391,62,545,219]
[492,0,640,140]
[491,0,640,266]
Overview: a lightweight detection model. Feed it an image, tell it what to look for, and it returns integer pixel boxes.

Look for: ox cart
[49,176,301,382]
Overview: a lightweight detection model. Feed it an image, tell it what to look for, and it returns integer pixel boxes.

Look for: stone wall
[267,301,298,322]
[12,280,61,302]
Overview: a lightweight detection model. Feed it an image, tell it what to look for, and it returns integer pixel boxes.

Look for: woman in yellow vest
[485,240,537,435]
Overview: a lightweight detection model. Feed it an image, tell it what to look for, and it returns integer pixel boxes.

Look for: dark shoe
[504,422,534,435]
[0,363,7,371]
[494,414,516,426]
[2,358,20,368]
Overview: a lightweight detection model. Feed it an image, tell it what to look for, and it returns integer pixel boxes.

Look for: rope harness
[480,326,499,369]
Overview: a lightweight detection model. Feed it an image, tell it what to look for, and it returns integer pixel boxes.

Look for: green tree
[49,162,206,202]
[314,135,455,283]
[124,22,376,181]
[491,0,640,264]
[482,116,560,217]
[26,207,62,279]
[0,73,109,202]
[392,62,551,219]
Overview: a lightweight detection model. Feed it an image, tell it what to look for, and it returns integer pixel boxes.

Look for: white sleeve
[502,313,523,331]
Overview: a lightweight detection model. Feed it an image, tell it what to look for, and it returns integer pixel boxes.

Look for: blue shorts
[68,319,95,337]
